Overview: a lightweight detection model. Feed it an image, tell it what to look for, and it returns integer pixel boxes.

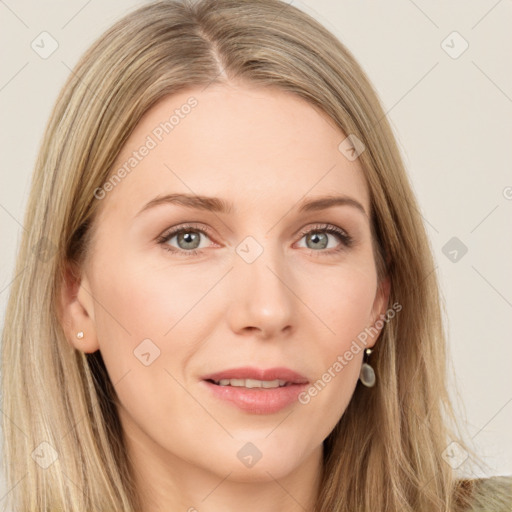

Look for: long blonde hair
[1,1,505,510]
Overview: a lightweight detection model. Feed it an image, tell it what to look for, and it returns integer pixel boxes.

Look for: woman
[1,0,510,510]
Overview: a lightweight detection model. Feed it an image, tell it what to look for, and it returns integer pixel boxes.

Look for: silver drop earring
[359,348,376,387]
[76,331,84,340]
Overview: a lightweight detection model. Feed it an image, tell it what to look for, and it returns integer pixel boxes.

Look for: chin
[223,459,301,483]
[229,442,307,481]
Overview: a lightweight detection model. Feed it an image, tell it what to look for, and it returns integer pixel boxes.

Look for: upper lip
[202,366,309,384]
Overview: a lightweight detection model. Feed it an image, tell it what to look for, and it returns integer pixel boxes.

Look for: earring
[76,331,84,340]
[359,348,376,387]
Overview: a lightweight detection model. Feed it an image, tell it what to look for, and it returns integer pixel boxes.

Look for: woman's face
[67,82,389,490]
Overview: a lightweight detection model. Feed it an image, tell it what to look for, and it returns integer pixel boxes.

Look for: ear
[367,275,391,349]
[58,261,100,354]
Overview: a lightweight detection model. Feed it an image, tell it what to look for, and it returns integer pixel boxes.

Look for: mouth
[200,366,309,414]
[206,378,295,388]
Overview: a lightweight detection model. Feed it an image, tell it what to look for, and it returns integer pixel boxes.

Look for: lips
[200,366,309,414]
[201,366,309,385]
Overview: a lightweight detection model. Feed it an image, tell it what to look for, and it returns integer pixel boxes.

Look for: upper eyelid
[159,224,215,242]
[159,222,350,246]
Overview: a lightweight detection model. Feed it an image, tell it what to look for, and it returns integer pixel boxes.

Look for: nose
[226,242,296,340]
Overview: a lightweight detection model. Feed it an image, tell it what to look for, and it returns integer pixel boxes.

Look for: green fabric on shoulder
[463,475,512,512]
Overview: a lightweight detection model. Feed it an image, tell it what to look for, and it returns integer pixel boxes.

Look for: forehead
[95,82,370,222]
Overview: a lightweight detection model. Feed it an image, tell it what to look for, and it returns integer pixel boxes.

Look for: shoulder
[455,475,512,512]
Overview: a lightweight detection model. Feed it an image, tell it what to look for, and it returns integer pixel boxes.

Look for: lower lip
[201,380,308,414]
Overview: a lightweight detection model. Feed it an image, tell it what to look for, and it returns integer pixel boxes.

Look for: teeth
[215,378,289,388]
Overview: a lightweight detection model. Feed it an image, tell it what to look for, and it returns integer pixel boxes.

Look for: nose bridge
[229,232,295,335]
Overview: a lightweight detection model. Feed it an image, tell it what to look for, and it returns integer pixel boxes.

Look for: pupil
[179,231,199,249]
[308,232,327,249]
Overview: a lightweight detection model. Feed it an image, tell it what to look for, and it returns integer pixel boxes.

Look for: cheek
[93,233,216,328]
[302,258,378,343]
[88,247,221,395]
[87,253,213,446]
[295,263,378,424]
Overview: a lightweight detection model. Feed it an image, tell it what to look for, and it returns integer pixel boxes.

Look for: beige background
[1,0,511,501]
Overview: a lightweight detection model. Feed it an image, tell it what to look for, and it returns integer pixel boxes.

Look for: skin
[60,82,390,512]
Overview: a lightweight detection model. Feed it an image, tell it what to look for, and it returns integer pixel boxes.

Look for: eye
[156,224,215,257]
[296,223,354,256]
[156,222,354,258]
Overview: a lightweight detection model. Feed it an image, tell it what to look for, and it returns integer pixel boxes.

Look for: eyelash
[156,223,354,258]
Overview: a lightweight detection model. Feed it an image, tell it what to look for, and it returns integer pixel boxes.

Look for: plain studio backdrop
[0,0,511,501]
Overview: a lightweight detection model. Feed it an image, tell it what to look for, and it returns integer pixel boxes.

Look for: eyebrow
[135,193,368,218]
